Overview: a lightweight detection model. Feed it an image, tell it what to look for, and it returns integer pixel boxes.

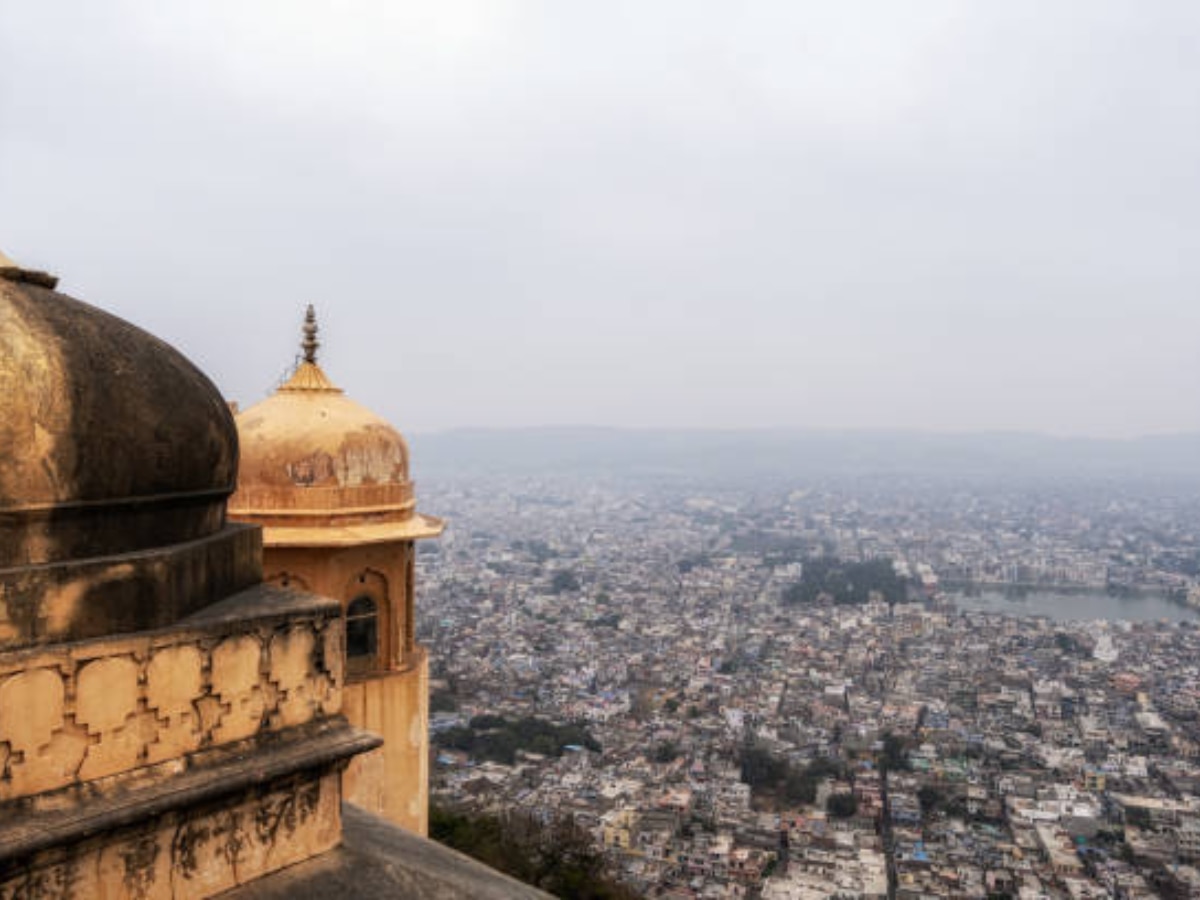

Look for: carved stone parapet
[0,586,344,804]
[0,718,379,899]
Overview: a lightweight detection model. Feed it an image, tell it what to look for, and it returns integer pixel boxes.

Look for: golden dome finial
[279,306,341,394]
[302,305,320,364]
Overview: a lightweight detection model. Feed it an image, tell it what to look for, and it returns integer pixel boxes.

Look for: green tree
[826,793,858,818]
[784,771,817,804]
[880,733,911,773]
[652,741,679,763]
[783,557,906,607]
[917,785,944,816]
[550,569,580,594]
[470,714,508,730]
[740,746,786,788]
[430,806,636,900]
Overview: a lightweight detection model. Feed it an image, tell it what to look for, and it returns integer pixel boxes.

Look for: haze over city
[12,5,1200,898]
[3,1,1199,437]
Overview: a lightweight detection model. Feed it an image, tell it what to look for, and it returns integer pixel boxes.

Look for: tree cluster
[550,569,581,594]
[434,715,601,765]
[879,732,912,773]
[652,741,680,763]
[782,557,906,607]
[512,539,557,563]
[588,612,622,629]
[676,553,711,574]
[739,746,844,806]
[431,805,636,900]
[826,792,859,818]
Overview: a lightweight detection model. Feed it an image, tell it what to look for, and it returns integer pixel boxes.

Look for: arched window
[346,595,379,663]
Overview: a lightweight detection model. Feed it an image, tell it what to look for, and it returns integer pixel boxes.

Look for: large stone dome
[0,260,238,568]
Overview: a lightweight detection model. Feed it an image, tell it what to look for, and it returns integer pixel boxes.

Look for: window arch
[344,568,390,674]
[346,595,379,664]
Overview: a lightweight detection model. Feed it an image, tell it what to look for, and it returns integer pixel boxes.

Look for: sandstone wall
[0,597,342,802]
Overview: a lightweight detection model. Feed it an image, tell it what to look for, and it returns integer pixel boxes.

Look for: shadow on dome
[0,261,261,651]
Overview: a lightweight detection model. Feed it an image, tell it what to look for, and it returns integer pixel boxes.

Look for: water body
[949,589,1195,623]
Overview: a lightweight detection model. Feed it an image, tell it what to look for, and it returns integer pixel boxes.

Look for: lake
[949,589,1195,623]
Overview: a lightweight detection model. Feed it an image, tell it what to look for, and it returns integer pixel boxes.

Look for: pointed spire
[278,305,341,394]
[302,304,320,364]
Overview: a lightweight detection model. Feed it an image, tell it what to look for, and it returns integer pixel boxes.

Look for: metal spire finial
[301,304,319,364]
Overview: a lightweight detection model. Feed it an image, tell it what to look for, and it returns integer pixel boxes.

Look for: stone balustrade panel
[0,614,344,803]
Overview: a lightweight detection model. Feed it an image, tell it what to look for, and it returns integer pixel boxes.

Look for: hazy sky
[3,2,1198,437]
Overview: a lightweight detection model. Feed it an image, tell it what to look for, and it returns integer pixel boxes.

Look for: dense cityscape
[418,470,1200,898]
[6,3,1200,898]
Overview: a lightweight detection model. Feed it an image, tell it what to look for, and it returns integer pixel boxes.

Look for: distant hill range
[410,427,1200,485]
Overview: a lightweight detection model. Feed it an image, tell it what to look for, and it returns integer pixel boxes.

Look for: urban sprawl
[419,474,1200,898]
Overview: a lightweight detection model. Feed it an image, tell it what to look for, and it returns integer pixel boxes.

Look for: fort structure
[228,307,443,833]
[0,250,541,898]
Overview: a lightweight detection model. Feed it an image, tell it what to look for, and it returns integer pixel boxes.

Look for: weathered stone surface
[145,645,205,764]
[230,539,431,833]
[97,828,167,900]
[0,667,64,756]
[233,362,409,492]
[210,635,264,744]
[0,275,269,656]
[0,725,371,899]
[7,720,90,800]
[227,346,445,549]
[0,267,491,900]
[0,586,343,803]
[146,645,204,716]
[268,626,316,728]
[341,646,430,833]
[75,656,142,781]
[321,621,344,713]
[76,657,139,733]
[228,339,443,837]
[0,522,263,653]
[0,667,90,798]
[0,278,237,568]
[225,804,552,900]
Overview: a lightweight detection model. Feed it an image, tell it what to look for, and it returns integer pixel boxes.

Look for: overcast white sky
[3,1,1198,437]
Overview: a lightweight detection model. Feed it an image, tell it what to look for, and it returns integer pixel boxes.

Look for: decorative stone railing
[0,587,344,803]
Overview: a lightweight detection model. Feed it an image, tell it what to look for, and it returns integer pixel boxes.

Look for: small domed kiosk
[229,307,443,834]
